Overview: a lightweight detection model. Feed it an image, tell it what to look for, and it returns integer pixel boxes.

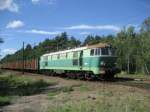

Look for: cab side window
[101,48,109,55]
[43,56,48,66]
[57,54,60,59]
[90,49,94,56]
[73,51,78,65]
[95,48,101,55]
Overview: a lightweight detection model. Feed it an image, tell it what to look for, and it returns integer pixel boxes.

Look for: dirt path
[1,71,150,112]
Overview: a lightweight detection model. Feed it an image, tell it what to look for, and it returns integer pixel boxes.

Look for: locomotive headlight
[100,61,105,66]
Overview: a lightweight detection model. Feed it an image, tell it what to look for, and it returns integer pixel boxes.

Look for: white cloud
[64,24,121,32]
[80,32,91,35]
[2,48,17,55]
[0,0,19,12]
[26,29,61,35]
[32,0,56,5]
[6,20,24,29]
[32,0,40,4]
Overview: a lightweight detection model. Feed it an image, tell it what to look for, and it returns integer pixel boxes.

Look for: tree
[83,35,95,45]
[114,27,126,70]
[138,17,150,74]
[55,32,69,50]
[114,26,137,73]
[0,34,4,58]
[126,26,136,73]
[25,44,32,51]
[0,38,3,44]
[68,36,81,48]
[24,44,32,59]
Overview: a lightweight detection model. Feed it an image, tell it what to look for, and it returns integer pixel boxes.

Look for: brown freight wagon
[24,59,39,70]
[1,58,39,71]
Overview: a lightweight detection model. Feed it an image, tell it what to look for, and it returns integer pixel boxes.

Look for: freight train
[1,43,120,79]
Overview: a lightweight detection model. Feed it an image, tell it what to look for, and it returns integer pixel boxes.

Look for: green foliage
[0,72,58,107]
[0,96,11,107]
[79,85,90,92]
[0,74,54,96]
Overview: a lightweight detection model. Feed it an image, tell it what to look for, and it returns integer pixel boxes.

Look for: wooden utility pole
[22,41,25,74]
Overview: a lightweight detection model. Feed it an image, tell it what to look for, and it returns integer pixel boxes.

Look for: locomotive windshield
[90,47,115,56]
[101,47,109,55]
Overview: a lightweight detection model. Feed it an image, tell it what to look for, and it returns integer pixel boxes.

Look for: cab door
[73,51,78,66]
[79,50,83,70]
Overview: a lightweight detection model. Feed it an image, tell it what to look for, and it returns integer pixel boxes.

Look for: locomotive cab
[89,44,120,78]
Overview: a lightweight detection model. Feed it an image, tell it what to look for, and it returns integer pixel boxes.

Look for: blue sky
[0,0,150,58]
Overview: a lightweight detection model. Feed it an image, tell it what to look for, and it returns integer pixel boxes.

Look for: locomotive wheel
[103,73,115,81]
[85,73,92,80]
[76,72,84,80]
[71,73,77,79]
[66,72,72,79]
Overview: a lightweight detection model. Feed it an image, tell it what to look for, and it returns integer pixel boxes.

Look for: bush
[0,96,11,107]
[0,76,51,96]
[0,74,56,107]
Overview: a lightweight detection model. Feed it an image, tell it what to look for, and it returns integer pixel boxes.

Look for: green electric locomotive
[40,43,120,79]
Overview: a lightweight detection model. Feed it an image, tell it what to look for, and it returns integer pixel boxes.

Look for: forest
[1,17,150,75]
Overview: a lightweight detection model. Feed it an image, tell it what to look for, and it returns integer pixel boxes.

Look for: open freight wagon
[1,58,39,71]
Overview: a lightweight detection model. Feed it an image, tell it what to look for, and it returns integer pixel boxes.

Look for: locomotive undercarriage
[40,69,117,80]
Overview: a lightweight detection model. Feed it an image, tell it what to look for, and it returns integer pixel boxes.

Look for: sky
[0,0,150,58]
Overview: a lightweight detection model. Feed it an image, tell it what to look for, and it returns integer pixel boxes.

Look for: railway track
[112,78,150,90]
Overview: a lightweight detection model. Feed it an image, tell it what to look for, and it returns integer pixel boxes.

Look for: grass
[98,90,114,97]
[48,91,60,99]
[47,86,74,99]
[79,85,90,92]
[61,86,74,93]
[118,80,150,90]
[1,71,150,111]
[116,71,150,80]
[47,80,150,112]
[0,72,56,107]
[48,90,150,112]
[115,72,150,89]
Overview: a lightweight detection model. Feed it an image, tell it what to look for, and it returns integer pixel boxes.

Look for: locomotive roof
[42,43,108,57]
[86,43,109,49]
[42,46,87,56]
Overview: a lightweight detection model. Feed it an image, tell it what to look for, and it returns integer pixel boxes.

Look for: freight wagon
[1,59,39,71]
